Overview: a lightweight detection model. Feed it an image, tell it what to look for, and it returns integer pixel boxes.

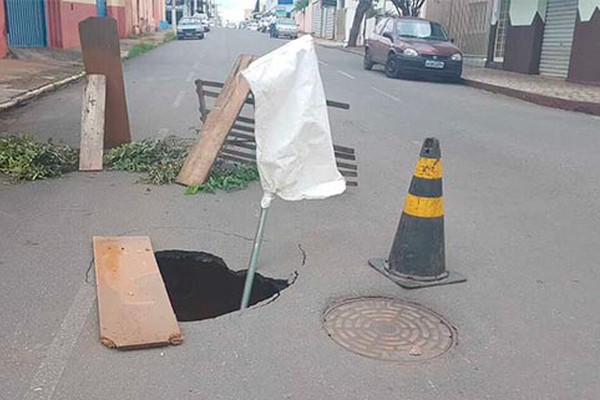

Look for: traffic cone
[369,138,466,289]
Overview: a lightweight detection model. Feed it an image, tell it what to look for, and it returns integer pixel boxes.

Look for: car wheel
[385,54,400,78]
[363,49,374,71]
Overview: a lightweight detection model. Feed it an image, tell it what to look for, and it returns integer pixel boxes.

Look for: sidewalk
[0,30,171,113]
[314,37,600,116]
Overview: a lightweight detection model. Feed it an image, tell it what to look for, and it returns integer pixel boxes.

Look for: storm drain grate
[323,297,456,362]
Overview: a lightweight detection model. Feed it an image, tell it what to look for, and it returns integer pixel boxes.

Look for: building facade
[0,0,165,56]
[488,0,600,83]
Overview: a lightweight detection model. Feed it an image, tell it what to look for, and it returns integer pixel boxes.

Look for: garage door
[539,0,578,78]
[5,0,47,47]
[323,6,336,39]
[313,2,323,36]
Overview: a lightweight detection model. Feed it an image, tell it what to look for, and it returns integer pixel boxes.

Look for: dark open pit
[155,250,289,321]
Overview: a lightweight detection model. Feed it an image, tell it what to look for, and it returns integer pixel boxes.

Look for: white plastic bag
[241,35,346,207]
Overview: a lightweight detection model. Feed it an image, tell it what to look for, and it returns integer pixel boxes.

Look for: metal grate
[194,79,358,187]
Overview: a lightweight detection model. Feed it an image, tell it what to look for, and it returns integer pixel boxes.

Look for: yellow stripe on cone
[413,157,443,180]
[403,194,444,218]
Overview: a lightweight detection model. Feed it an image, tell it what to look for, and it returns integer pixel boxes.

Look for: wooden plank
[93,236,182,349]
[177,54,256,186]
[79,17,131,148]
[79,74,106,171]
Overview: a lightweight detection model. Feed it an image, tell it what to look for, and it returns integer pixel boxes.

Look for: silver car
[272,18,299,39]
[177,17,205,40]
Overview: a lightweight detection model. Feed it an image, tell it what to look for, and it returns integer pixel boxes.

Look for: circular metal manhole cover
[323,297,456,362]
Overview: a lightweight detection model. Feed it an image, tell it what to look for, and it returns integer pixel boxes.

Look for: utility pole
[171,1,177,33]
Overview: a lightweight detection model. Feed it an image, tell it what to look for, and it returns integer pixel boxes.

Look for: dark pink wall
[0,0,8,58]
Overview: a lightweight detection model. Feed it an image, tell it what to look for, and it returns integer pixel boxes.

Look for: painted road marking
[173,90,185,109]
[370,86,401,102]
[319,60,329,67]
[185,71,195,82]
[23,283,95,400]
[337,70,356,80]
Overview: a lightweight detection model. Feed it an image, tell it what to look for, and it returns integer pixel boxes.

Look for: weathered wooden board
[79,17,131,149]
[79,74,106,171]
[93,236,182,349]
[177,54,256,186]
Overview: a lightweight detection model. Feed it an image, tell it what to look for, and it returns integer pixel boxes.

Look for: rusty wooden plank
[177,55,256,186]
[79,74,106,171]
[79,17,131,149]
[93,236,182,349]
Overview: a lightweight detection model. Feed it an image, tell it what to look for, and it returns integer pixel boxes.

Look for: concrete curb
[0,72,86,114]
[462,78,600,117]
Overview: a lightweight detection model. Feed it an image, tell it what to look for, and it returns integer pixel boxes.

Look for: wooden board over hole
[79,74,106,171]
[93,236,182,349]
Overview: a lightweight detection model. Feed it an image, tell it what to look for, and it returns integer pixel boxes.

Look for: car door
[377,18,395,63]
[369,18,389,63]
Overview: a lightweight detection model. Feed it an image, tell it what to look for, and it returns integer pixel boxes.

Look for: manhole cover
[323,297,456,362]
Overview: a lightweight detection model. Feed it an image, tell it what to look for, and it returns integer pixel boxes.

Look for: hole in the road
[155,250,290,321]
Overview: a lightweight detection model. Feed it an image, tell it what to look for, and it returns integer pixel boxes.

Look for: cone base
[368,258,466,289]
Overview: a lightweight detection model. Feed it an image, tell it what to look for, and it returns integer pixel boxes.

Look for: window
[383,19,394,34]
[396,20,449,41]
[375,18,388,35]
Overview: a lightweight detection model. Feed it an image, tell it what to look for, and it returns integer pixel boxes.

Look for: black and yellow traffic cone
[369,138,466,289]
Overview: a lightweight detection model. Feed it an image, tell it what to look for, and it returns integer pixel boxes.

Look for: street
[1,28,600,399]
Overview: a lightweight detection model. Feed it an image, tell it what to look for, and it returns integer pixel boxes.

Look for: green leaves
[185,162,260,194]
[0,135,259,193]
[105,138,260,191]
[0,135,77,181]
[127,42,157,58]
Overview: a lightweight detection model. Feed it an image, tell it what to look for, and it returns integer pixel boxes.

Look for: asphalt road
[1,28,600,400]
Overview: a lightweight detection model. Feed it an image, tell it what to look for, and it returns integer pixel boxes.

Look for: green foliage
[186,162,260,194]
[0,135,259,193]
[0,135,78,181]
[105,138,260,191]
[294,0,309,11]
[127,42,157,58]
[163,31,177,42]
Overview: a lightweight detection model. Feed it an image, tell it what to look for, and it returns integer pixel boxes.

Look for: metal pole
[240,204,271,310]
[171,3,177,33]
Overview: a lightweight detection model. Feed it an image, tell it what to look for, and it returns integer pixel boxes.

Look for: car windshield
[278,19,296,25]
[396,20,448,41]
[179,19,198,26]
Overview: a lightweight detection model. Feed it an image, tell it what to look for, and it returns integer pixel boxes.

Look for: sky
[219,0,257,22]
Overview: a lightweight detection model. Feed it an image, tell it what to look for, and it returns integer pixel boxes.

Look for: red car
[364,17,463,81]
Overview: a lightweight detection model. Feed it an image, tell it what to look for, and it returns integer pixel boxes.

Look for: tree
[389,0,427,17]
[294,0,309,12]
[348,0,373,47]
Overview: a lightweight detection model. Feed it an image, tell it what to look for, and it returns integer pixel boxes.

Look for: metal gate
[493,0,510,62]
[323,6,335,39]
[5,0,47,47]
[539,0,578,78]
[97,0,108,17]
[313,2,323,37]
